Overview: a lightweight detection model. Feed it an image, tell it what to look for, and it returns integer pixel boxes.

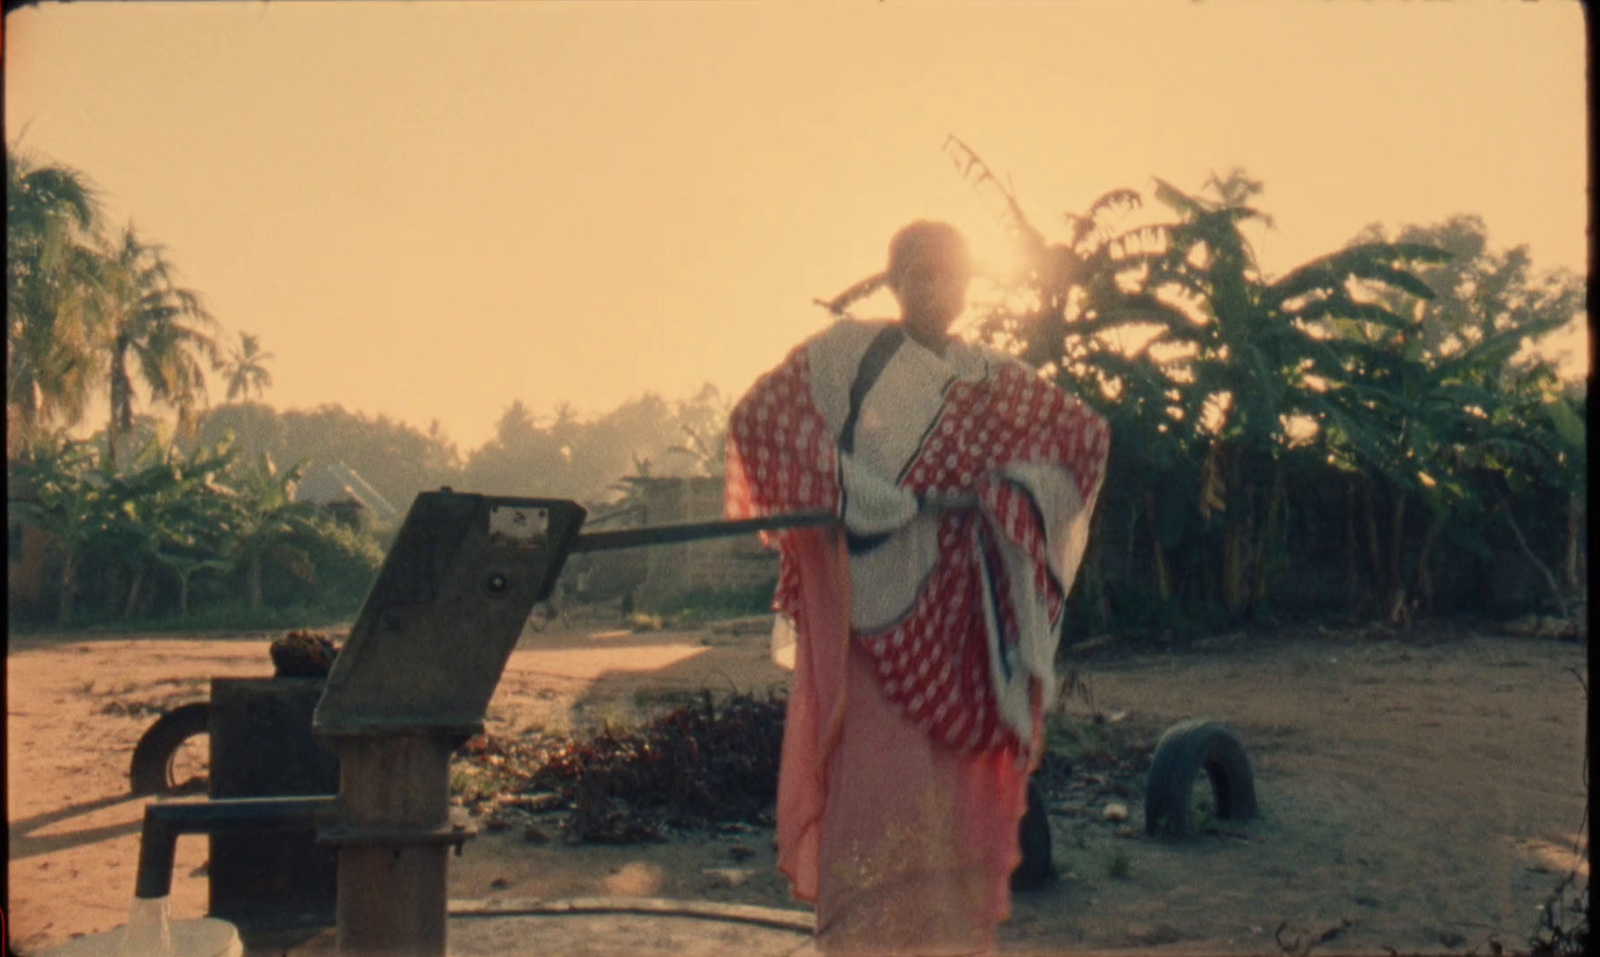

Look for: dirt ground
[6,617,1588,956]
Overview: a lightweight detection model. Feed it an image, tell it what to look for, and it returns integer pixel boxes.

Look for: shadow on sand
[9,792,149,860]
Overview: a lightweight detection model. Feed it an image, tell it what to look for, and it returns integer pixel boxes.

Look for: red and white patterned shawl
[727,319,1109,754]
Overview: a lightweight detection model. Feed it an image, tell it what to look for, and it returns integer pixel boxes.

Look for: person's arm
[725,342,841,525]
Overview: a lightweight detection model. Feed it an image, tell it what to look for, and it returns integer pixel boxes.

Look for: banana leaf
[1068,188,1145,250]
[1544,396,1586,449]
[942,135,1046,253]
[1068,295,1206,342]
[1265,242,1448,305]
[1151,178,1204,219]
[1288,294,1416,330]
[1432,313,1571,381]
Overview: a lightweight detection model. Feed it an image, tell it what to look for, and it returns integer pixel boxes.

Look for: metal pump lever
[568,510,836,553]
[569,492,976,554]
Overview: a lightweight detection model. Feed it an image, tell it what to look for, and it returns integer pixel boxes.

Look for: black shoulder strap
[839,324,905,455]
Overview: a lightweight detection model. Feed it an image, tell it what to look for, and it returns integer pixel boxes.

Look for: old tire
[1144,719,1257,837]
[130,702,211,796]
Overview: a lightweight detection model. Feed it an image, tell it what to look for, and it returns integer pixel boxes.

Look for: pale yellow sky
[4,0,1588,452]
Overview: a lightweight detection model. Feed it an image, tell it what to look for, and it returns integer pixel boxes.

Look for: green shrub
[135,601,353,634]
[653,583,776,625]
[254,519,383,618]
[302,520,385,615]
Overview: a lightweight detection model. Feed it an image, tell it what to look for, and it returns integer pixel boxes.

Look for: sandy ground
[6,618,1588,956]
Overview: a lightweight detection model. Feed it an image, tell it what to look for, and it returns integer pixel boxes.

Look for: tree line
[8,386,731,628]
[11,432,384,625]
[7,144,729,626]
[8,141,1587,630]
[916,141,1585,629]
[6,145,377,626]
[7,148,283,463]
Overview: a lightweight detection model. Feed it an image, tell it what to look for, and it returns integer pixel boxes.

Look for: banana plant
[149,458,237,621]
[120,436,240,619]
[60,432,237,620]
[962,155,1447,621]
[819,138,1577,626]
[1119,174,1449,620]
[149,548,233,620]
[9,436,110,623]
[1301,217,1582,620]
[903,140,1215,618]
[213,452,323,611]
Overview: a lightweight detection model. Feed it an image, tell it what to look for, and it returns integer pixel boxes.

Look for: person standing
[727,221,1109,955]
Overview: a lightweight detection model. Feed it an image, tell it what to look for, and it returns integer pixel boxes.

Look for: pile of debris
[270,629,342,677]
[451,685,1150,846]
[457,690,787,843]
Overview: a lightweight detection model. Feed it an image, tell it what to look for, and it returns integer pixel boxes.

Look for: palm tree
[668,385,733,477]
[222,331,275,402]
[6,147,112,452]
[99,225,222,469]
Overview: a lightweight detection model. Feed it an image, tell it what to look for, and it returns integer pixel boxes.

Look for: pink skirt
[776,529,1036,956]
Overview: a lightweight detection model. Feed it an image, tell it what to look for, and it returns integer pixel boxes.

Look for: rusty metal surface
[318,807,475,848]
[335,735,452,826]
[209,678,340,939]
[568,510,835,553]
[332,735,456,957]
[315,492,586,736]
[135,796,336,900]
[337,844,451,957]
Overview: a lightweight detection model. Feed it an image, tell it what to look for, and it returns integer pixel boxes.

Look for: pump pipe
[135,796,335,900]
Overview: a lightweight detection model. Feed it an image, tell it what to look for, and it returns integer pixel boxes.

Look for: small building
[293,462,400,530]
[625,475,778,607]
[7,460,57,620]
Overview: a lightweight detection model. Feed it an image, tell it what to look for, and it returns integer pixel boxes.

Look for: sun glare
[972,243,1027,288]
